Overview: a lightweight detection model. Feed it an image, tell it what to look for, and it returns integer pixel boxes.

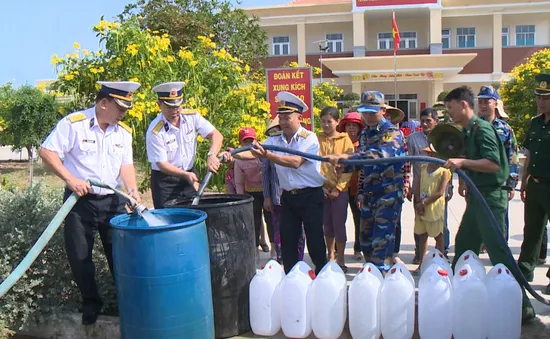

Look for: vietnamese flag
[392,11,401,53]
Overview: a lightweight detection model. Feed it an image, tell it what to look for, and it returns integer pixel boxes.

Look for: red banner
[356,0,437,6]
[266,67,314,131]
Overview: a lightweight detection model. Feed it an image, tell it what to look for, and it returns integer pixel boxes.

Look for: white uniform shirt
[146,111,215,171]
[41,107,133,195]
[263,126,326,191]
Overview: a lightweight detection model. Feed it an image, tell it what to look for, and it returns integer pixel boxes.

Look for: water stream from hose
[139,209,168,227]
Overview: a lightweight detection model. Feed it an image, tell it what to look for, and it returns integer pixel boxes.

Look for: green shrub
[0,184,116,337]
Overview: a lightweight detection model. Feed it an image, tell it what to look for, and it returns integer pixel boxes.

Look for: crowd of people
[39,76,550,326]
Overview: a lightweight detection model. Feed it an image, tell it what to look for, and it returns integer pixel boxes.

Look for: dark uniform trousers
[280,186,327,275]
[518,178,550,281]
[249,191,267,247]
[451,187,508,271]
[151,169,198,209]
[349,192,362,254]
[63,188,126,313]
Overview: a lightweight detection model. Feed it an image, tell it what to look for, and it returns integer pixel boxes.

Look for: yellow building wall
[266,26,299,56]
[366,16,430,50]
[503,13,550,46]
[304,22,354,54]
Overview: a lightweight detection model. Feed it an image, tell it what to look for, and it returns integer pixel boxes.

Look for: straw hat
[432,101,447,119]
[265,115,306,137]
[384,104,405,124]
[495,99,509,120]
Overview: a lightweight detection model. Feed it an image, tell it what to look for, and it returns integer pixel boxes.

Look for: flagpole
[393,11,399,126]
[393,49,397,112]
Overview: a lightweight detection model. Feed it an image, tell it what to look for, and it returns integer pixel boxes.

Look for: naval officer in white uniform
[251,91,327,275]
[39,81,142,326]
[145,82,224,209]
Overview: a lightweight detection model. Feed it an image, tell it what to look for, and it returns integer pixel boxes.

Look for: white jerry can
[348,263,383,339]
[310,262,347,339]
[485,264,522,339]
[391,263,415,287]
[380,266,415,339]
[280,261,315,338]
[420,248,444,274]
[249,260,285,336]
[452,263,489,339]
[418,264,453,339]
[420,249,452,279]
[454,250,486,280]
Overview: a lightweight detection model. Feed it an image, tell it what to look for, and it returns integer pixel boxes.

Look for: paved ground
[238,175,550,338]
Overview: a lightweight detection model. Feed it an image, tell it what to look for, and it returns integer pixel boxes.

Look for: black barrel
[165,194,256,338]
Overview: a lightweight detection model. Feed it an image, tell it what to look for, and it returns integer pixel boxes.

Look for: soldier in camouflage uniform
[476,85,519,242]
[328,91,405,274]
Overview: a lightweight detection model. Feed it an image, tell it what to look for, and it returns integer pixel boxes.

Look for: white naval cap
[152,81,185,107]
[276,91,309,114]
[97,81,141,109]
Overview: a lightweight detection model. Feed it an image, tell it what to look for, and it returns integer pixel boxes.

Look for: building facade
[244,0,550,120]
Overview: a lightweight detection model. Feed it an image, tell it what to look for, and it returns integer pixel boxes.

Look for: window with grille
[400,32,417,49]
[272,36,290,56]
[326,33,344,53]
[456,27,476,48]
[502,27,509,47]
[516,25,535,46]
[442,29,451,49]
[377,32,417,50]
[377,32,393,50]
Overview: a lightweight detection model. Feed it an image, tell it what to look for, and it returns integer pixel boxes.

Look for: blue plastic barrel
[110,208,214,339]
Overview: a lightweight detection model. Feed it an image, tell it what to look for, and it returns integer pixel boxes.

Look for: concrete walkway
[242,176,550,338]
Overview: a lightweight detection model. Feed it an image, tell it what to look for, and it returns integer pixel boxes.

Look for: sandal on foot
[339,264,348,273]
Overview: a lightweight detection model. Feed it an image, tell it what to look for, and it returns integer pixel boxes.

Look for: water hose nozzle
[132,203,148,215]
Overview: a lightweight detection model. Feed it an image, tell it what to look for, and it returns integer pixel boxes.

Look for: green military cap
[427,123,465,159]
[535,73,550,96]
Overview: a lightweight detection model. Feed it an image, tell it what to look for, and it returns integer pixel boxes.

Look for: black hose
[228,144,550,306]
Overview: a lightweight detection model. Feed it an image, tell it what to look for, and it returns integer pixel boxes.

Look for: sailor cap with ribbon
[152,81,185,107]
[276,91,309,114]
[97,81,141,109]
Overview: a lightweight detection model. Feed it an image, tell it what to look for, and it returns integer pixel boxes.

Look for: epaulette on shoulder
[118,121,132,133]
[181,109,198,115]
[67,113,87,123]
[152,120,164,135]
[298,130,310,139]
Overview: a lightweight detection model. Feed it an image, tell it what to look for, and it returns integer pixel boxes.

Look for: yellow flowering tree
[500,48,550,142]
[0,84,16,144]
[50,18,269,191]
[49,18,343,192]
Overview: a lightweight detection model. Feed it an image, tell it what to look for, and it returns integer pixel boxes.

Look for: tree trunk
[27,145,34,187]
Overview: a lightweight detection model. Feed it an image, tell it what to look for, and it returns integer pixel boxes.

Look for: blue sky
[0,0,287,86]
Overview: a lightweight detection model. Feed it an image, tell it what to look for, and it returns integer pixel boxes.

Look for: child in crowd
[234,127,270,253]
[413,146,452,269]
[225,157,237,195]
